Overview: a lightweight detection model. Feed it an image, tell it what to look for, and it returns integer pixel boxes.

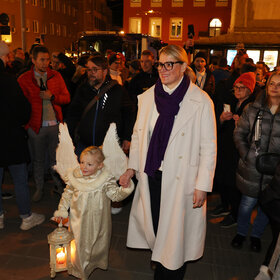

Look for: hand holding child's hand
[119,169,135,188]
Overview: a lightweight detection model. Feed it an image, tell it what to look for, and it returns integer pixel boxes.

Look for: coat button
[181,132,185,136]
[176,176,180,180]
[179,156,182,159]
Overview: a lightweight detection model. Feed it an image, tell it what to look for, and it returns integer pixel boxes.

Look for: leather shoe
[250,237,261,252]
[231,234,245,249]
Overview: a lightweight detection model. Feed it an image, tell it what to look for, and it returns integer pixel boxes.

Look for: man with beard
[66,55,135,157]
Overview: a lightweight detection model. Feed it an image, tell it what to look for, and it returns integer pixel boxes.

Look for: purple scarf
[144,75,190,177]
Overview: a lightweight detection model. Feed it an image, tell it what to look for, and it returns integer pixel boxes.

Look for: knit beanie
[0,41,9,57]
[193,51,207,63]
[234,72,256,93]
[108,52,121,65]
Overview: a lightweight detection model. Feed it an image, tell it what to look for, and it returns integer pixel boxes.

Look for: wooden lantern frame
[47,221,74,278]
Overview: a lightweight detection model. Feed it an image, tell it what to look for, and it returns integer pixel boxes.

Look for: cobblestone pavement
[0,173,271,280]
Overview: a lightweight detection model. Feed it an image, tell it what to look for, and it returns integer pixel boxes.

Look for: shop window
[170,18,183,40]
[209,18,222,37]
[149,18,161,38]
[246,50,260,64]
[264,50,278,71]
[129,17,142,33]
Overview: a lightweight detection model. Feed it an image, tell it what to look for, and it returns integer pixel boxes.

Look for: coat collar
[168,82,205,143]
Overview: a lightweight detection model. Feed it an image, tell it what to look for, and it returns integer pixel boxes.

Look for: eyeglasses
[155,61,183,71]
[86,67,102,73]
[233,86,247,91]
[268,82,280,89]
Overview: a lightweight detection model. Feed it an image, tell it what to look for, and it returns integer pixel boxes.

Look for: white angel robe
[55,167,134,279]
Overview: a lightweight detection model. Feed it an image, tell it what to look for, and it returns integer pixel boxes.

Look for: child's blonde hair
[80,146,105,163]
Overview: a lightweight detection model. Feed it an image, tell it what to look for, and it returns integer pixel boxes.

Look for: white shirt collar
[162,76,184,95]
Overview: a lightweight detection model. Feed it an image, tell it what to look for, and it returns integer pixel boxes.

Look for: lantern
[47,221,74,278]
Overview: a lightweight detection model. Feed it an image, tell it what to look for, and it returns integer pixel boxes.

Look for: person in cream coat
[120,45,217,280]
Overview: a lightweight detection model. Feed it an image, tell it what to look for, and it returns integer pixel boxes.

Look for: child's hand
[119,169,135,188]
[52,216,69,225]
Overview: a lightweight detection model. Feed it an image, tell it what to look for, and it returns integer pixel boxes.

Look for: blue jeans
[0,164,31,218]
[237,194,269,238]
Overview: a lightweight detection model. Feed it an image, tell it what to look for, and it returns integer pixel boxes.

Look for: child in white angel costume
[53,124,134,280]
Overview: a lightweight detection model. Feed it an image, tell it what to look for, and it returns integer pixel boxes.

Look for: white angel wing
[102,123,128,180]
[53,123,79,181]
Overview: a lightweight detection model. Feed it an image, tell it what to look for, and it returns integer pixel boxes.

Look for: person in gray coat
[232,71,280,253]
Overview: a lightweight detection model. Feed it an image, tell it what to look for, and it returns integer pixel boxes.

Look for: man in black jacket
[0,41,45,230]
[128,50,158,107]
[67,55,135,156]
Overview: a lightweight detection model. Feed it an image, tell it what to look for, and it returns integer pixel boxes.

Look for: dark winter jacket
[0,59,31,166]
[66,77,135,147]
[128,67,158,105]
[234,92,280,197]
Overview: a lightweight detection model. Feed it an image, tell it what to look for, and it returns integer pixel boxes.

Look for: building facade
[123,0,232,46]
[1,0,112,53]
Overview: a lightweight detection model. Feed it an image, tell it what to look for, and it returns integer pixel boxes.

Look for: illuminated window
[62,2,66,13]
[42,23,47,34]
[56,24,61,36]
[68,5,71,16]
[151,0,161,7]
[41,0,46,8]
[194,0,205,7]
[56,0,60,12]
[130,0,141,7]
[32,0,38,6]
[170,18,183,40]
[49,0,54,11]
[209,18,222,37]
[50,22,54,35]
[62,25,67,37]
[33,20,39,33]
[129,17,141,33]
[149,18,161,38]
[216,0,228,7]
[246,50,260,64]
[172,0,183,7]
[264,50,279,71]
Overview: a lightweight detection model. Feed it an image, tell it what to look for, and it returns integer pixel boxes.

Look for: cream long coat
[127,82,217,270]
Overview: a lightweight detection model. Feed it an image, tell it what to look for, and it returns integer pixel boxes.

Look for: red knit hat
[234,72,256,93]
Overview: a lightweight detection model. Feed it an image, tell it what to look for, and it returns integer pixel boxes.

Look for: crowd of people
[0,39,280,280]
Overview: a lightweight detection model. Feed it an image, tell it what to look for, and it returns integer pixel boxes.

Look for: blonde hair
[265,71,280,113]
[159,44,188,64]
[80,146,105,163]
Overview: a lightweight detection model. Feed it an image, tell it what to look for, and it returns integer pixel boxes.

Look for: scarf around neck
[144,74,190,177]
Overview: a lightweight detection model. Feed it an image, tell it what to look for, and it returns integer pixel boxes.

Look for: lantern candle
[56,248,66,264]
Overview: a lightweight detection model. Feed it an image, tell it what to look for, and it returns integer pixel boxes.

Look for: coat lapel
[168,83,202,143]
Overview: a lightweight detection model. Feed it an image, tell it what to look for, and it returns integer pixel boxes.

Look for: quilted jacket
[234,92,280,197]
[18,66,70,134]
